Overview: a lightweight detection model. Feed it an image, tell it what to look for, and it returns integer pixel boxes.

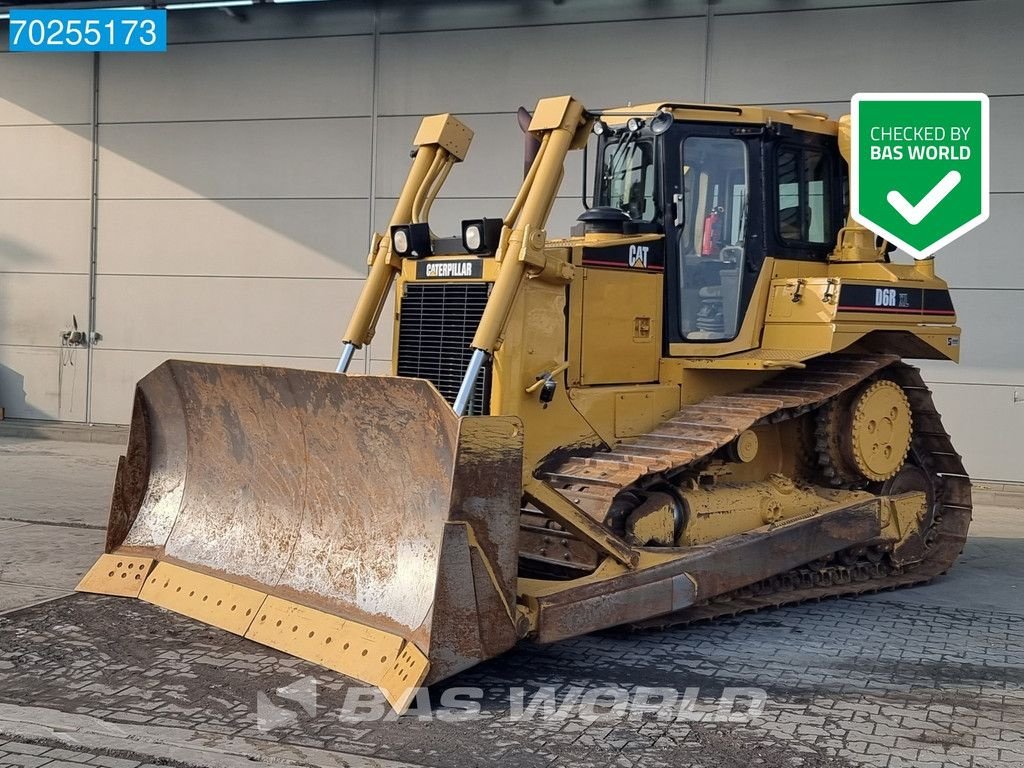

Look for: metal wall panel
[97,118,371,200]
[0,201,91,274]
[928,382,1024,482]
[93,275,361,359]
[97,199,369,279]
[165,4,375,44]
[935,195,1024,290]
[990,96,1024,194]
[0,53,93,126]
[377,18,707,116]
[709,0,1024,104]
[0,345,87,421]
[377,0,705,32]
[0,50,93,422]
[0,125,92,199]
[100,36,373,122]
[0,274,89,347]
[718,0,957,10]
[915,289,1024,387]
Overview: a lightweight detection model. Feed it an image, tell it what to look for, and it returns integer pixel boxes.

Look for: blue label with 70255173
[9,9,167,53]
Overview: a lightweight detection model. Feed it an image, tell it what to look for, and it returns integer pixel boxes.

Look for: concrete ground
[0,438,116,613]
[0,436,1021,768]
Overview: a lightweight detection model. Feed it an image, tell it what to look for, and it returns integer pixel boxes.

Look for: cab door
[663,125,766,348]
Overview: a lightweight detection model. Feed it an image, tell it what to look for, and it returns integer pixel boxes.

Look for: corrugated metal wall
[0,0,1022,481]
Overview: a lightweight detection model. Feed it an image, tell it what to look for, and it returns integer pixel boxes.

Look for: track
[538,354,973,626]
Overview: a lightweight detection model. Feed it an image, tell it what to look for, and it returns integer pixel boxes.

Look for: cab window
[598,138,656,221]
[678,136,749,341]
[777,147,831,244]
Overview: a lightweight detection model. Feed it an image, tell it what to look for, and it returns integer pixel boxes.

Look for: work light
[390,223,432,259]
[392,228,409,254]
[461,218,503,255]
[464,225,482,251]
[650,111,674,135]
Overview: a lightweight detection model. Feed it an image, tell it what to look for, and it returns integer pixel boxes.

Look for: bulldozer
[78,95,971,713]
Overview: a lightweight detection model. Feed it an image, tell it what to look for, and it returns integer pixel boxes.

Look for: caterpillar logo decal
[415,259,484,279]
[628,244,649,268]
[582,240,664,272]
[837,284,955,316]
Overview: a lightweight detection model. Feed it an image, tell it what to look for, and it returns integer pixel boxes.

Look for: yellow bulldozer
[78,95,971,713]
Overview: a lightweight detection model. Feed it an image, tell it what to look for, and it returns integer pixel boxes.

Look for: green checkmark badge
[851,93,989,259]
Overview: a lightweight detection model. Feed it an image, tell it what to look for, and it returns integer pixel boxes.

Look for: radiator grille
[396,282,492,416]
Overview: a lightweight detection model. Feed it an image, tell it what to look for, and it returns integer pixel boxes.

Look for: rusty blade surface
[108,360,518,654]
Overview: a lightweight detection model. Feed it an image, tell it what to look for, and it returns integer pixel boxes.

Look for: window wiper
[602,128,641,198]
[611,129,641,180]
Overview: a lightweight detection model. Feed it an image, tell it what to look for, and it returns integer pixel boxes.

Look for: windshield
[596,134,656,221]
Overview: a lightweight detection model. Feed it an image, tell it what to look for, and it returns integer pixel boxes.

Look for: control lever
[525,362,570,408]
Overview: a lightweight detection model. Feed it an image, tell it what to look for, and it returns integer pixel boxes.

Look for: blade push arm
[337,114,473,372]
[453,95,590,414]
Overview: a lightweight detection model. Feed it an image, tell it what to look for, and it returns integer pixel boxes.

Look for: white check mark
[886,170,961,225]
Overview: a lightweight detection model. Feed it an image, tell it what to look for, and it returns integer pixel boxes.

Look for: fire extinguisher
[701,206,725,258]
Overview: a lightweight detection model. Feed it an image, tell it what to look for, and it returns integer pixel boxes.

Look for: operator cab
[589,105,846,344]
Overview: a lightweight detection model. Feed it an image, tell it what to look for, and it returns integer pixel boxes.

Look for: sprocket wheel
[848,380,913,481]
[816,378,913,485]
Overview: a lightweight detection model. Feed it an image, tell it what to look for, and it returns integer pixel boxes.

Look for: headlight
[390,223,432,259]
[461,217,503,255]
[392,228,409,255]
[626,117,644,133]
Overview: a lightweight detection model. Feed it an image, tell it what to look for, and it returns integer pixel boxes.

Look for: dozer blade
[78,360,524,713]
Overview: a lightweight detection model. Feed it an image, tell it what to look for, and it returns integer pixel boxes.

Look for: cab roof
[602,101,841,136]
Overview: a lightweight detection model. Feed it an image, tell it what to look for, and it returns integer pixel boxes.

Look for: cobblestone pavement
[0,589,1021,768]
[1,438,1021,767]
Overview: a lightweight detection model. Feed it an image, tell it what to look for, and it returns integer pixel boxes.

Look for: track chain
[541,355,973,628]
